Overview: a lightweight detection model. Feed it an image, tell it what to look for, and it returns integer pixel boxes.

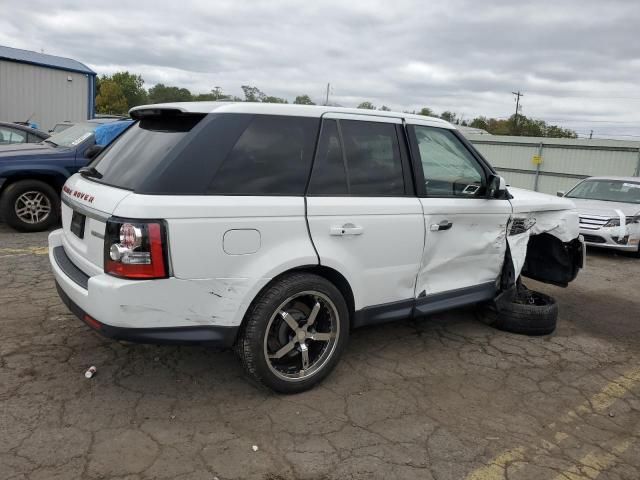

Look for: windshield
[566,179,640,204]
[46,122,98,147]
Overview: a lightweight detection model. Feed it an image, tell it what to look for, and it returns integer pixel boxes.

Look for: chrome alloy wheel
[14,191,52,224]
[263,291,339,381]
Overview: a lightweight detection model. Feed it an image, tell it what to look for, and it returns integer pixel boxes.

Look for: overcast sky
[2,0,639,138]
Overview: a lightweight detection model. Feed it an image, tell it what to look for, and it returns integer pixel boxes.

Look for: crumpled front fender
[505,208,584,288]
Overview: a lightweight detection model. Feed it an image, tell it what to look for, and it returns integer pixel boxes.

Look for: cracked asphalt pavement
[1,223,639,480]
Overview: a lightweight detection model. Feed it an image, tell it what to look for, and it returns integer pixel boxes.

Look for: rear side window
[207,116,319,195]
[307,120,348,194]
[308,119,405,196]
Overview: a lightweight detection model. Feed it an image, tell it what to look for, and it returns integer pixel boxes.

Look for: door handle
[330,224,364,236]
[430,220,453,231]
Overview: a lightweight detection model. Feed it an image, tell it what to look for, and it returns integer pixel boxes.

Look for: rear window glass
[207,116,319,195]
[90,114,205,191]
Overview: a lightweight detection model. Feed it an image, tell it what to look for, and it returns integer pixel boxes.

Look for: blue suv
[0,118,131,232]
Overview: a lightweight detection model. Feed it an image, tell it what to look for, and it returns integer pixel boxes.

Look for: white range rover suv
[49,102,584,392]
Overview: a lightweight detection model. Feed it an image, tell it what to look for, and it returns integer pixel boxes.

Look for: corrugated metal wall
[0,60,89,131]
[467,135,640,194]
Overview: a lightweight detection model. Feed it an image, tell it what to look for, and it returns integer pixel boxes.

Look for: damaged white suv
[49,103,584,392]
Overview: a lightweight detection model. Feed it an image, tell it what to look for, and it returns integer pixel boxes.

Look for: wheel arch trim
[232,263,357,344]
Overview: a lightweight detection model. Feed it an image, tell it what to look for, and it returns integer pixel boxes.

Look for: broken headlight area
[508,214,536,236]
[603,216,639,228]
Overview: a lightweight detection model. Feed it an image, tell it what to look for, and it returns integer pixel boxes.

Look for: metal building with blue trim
[0,45,96,131]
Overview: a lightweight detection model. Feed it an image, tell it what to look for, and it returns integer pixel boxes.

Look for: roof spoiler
[129,107,186,120]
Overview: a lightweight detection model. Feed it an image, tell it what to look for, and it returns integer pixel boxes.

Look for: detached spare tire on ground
[478,283,558,336]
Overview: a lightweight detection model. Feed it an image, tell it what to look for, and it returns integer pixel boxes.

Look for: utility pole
[325,83,330,106]
[512,91,523,132]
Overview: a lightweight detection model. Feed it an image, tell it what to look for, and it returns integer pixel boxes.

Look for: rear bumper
[49,229,239,347]
[55,282,238,346]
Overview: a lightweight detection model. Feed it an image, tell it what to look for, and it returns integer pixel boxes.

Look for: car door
[306,114,425,325]
[406,122,512,310]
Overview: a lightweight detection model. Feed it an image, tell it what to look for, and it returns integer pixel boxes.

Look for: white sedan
[560,176,640,255]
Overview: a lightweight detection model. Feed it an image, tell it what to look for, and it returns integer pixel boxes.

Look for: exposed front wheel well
[522,233,583,287]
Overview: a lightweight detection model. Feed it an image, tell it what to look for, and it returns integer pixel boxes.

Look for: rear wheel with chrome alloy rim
[236,273,349,393]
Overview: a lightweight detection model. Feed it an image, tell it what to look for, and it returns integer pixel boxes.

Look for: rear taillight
[104,218,168,279]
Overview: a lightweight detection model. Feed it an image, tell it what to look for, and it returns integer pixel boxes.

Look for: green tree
[469,116,489,130]
[294,94,315,105]
[471,114,576,138]
[262,95,288,104]
[544,124,577,139]
[109,72,147,108]
[241,85,266,102]
[95,80,128,114]
[379,105,391,111]
[148,84,193,104]
[440,111,457,123]
[193,87,230,101]
[357,101,376,110]
[417,107,434,116]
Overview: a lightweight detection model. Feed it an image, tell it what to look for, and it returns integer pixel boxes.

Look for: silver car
[559,176,640,255]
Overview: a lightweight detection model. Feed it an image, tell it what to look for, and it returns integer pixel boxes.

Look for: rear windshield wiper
[79,166,103,179]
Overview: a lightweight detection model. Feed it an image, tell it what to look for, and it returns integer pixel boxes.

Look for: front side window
[308,119,405,196]
[0,127,26,144]
[208,116,319,195]
[566,179,640,204]
[412,126,485,197]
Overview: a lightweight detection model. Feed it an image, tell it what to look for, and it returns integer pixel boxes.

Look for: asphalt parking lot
[1,224,639,480]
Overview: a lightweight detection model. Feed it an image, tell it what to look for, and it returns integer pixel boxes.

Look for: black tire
[0,179,60,232]
[236,272,350,393]
[478,288,558,336]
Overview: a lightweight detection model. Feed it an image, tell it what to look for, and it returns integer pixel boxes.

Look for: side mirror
[487,174,507,199]
[85,144,104,160]
[556,190,565,197]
